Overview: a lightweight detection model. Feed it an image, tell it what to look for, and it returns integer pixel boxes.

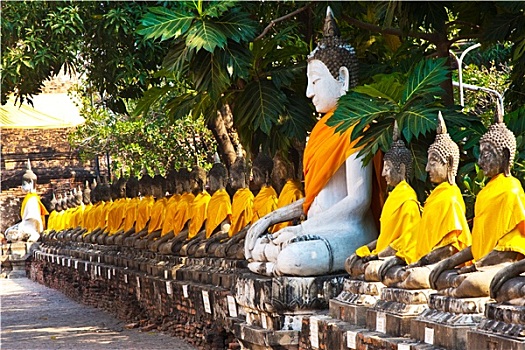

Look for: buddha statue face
[382,159,406,187]
[252,153,273,188]
[208,163,227,193]
[426,152,449,184]
[478,142,505,178]
[478,115,516,178]
[306,60,349,113]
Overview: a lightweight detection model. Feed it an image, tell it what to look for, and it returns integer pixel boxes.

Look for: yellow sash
[20,193,49,229]
[229,188,254,237]
[205,189,232,238]
[356,181,421,262]
[252,186,278,223]
[472,174,525,260]
[413,182,471,262]
[188,191,211,239]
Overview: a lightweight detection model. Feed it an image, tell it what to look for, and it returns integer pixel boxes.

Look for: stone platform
[1,242,39,278]
[329,279,383,326]
[467,303,525,350]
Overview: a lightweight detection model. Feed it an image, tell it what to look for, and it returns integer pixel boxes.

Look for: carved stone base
[409,294,491,349]
[328,279,384,327]
[466,303,525,350]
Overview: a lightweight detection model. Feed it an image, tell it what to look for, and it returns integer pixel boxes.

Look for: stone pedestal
[1,242,39,278]
[366,287,432,337]
[410,294,490,350]
[234,272,346,349]
[467,303,525,350]
[329,279,384,327]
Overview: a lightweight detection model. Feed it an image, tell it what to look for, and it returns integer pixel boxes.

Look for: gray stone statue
[430,110,525,298]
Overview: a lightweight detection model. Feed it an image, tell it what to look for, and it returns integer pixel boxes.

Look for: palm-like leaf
[401,57,448,105]
[190,50,230,101]
[233,79,286,135]
[185,20,227,52]
[137,7,193,41]
[328,58,451,164]
[215,9,256,44]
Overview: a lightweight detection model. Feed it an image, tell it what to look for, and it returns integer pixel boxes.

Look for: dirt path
[1,278,197,350]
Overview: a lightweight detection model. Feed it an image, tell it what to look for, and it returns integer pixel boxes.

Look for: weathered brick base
[30,249,241,349]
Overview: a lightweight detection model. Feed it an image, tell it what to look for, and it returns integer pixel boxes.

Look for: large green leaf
[233,79,286,135]
[202,1,237,18]
[132,85,172,117]
[162,39,193,75]
[137,7,193,41]
[190,50,230,101]
[278,89,316,140]
[215,9,257,43]
[224,41,252,80]
[328,91,398,136]
[353,74,405,103]
[397,105,440,143]
[401,58,448,105]
[185,20,227,52]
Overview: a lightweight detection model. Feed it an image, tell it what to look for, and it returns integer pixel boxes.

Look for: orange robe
[229,188,254,237]
[147,197,168,234]
[171,192,195,235]
[188,191,211,239]
[252,186,278,224]
[161,194,182,236]
[106,198,128,234]
[122,198,140,232]
[205,189,232,238]
[271,179,304,232]
[135,195,155,232]
[303,110,359,213]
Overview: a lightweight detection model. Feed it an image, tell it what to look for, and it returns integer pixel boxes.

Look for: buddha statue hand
[490,260,525,299]
[362,254,379,263]
[379,256,406,281]
[246,216,272,259]
[429,247,473,290]
[458,264,477,274]
[271,224,304,245]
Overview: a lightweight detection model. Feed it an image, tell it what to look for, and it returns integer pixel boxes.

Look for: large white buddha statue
[245,8,378,276]
[5,159,48,242]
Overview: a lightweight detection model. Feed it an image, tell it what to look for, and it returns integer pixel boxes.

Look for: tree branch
[341,14,440,43]
[255,3,313,41]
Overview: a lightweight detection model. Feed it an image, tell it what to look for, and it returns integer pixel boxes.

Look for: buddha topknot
[384,121,413,178]
[428,111,460,179]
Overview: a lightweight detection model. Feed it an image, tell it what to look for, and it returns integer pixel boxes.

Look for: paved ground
[1,278,197,350]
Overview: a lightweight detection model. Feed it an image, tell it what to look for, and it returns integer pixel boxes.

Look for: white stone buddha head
[306,7,358,113]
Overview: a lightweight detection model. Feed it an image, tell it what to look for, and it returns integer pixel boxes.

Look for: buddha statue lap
[245,8,377,276]
[4,160,49,243]
[491,259,525,305]
[378,113,471,289]
[430,112,525,298]
[346,122,421,282]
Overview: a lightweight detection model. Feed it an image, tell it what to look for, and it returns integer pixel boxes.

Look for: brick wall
[0,127,97,232]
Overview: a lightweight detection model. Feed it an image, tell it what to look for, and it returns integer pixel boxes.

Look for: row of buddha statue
[5,7,524,305]
[345,110,524,304]
[42,150,305,260]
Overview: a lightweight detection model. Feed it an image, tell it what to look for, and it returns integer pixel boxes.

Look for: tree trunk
[436,39,455,106]
[209,104,237,169]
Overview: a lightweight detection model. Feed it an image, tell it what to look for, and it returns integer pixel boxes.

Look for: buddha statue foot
[247,262,275,277]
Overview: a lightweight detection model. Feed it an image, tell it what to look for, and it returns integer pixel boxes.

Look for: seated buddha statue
[430,112,525,298]
[346,122,421,281]
[378,113,471,289]
[5,159,49,243]
[112,175,142,245]
[215,148,255,259]
[71,181,93,242]
[156,165,211,254]
[245,8,378,276]
[190,160,232,257]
